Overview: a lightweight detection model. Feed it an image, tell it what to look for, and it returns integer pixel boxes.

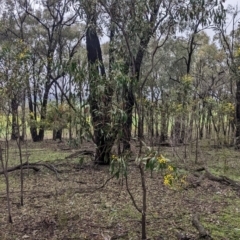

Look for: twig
[125,175,141,213]
[96,175,116,190]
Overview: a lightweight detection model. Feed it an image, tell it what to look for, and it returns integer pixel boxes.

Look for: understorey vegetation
[0,0,240,239]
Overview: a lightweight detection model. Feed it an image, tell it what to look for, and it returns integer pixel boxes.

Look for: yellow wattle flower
[167,165,174,172]
[158,155,166,164]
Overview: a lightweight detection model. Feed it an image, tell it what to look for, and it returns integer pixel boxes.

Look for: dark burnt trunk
[236,81,240,145]
[160,92,168,143]
[86,12,116,164]
[27,79,51,142]
[122,48,144,152]
[29,77,39,142]
[122,14,159,151]
[53,129,62,141]
[160,110,168,143]
[11,97,19,140]
[27,69,40,142]
[37,84,51,141]
[123,84,134,151]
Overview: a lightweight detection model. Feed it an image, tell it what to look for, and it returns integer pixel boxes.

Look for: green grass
[204,199,240,239]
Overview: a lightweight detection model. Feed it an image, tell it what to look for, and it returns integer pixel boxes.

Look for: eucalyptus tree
[170,0,226,144]
[0,0,30,140]
[96,0,180,153]
[76,0,120,164]
[0,38,30,141]
[75,0,228,164]
[99,0,226,150]
[194,37,232,140]
[216,5,240,146]
[139,37,178,143]
[18,0,81,141]
[77,0,177,163]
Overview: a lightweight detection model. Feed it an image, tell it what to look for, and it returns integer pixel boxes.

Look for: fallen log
[189,167,240,190]
[0,161,61,180]
[192,214,212,239]
[0,162,40,174]
[205,169,240,189]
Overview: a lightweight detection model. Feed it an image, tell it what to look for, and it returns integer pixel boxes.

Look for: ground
[0,139,240,240]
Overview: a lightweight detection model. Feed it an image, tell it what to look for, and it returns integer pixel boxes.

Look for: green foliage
[46,103,70,131]
[110,144,186,188]
[110,154,128,179]
[0,40,30,98]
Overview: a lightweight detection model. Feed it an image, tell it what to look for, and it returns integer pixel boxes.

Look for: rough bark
[235,81,240,146]
[122,84,134,151]
[11,97,19,140]
[86,9,116,164]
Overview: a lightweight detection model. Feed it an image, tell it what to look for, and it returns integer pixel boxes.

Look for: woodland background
[0,0,240,239]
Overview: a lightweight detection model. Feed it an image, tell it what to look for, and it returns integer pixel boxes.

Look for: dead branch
[191,172,206,188]
[192,214,212,239]
[125,175,142,213]
[32,162,62,180]
[0,161,62,180]
[96,175,116,190]
[205,169,240,189]
[0,162,40,174]
[176,231,191,240]
[188,167,240,190]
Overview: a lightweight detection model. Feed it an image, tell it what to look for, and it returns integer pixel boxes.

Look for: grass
[203,198,240,239]
[0,139,240,239]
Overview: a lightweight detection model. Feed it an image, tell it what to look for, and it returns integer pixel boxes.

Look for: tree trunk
[123,84,134,151]
[28,81,51,142]
[86,12,116,164]
[20,90,26,140]
[160,104,168,143]
[11,97,19,140]
[235,81,240,146]
[53,129,62,141]
[27,78,43,142]
[38,85,50,141]
[173,120,181,145]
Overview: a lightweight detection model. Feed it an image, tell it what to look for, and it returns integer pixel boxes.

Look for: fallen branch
[192,172,206,188]
[96,175,116,190]
[176,231,191,240]
[192,214,212,239]
[205,169,240,189]
[0,162,61,180]
[0,162,40,174]
[189,167,240,190]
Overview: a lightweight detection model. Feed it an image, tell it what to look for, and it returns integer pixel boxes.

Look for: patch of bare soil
[0,141,239,240]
